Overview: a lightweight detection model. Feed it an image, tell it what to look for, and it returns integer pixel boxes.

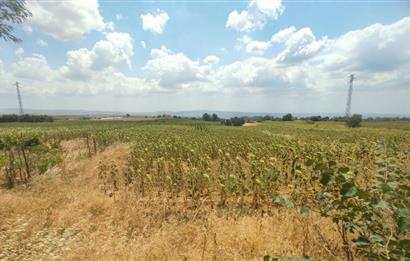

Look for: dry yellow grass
[0,143,346,261]
[243,122,259,127]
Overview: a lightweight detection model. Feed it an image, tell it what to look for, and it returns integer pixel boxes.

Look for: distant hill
[0,108,408,118]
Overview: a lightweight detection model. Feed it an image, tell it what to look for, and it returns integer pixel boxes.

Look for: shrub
[346,114,362,128]
[0,114,53,123]
[222,117,245,126]
[282,113,293,121]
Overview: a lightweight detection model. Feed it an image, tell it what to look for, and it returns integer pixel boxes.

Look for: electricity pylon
[345,74,355,117]
[15,82,24,115]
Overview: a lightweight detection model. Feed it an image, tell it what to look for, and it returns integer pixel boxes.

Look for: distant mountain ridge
[0,108,408,118]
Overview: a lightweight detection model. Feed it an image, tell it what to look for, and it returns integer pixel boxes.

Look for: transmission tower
[15,82,24,115]
[345,74,355,118]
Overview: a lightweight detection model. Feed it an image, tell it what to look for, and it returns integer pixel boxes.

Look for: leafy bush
[202,113,220,121]
[308,144,409,260]
[346,114,362,128]
[0,114,54,123]
[223,117,245,126]
[202,113,211,121]
[282,113,293,121]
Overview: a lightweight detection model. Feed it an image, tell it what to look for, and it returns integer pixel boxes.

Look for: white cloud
[61,32,134,80]
[252,0,284,17]
[216,57,296,90]
[36,39,48,47]
[12,54,56,82]
[116,13,123,21]
[140,9,170,34]
[0,59,3,74]
[275,27,326,63]
[26,0,105,41]
[15,47,25,58]
[1,17,409,114]
[143,46,210,88]
[226,0,284,32]
[226,11,255,33]
[235,26,324,57]
[235,35,271,55]
[271,26,297,43]
[4,54,155,96]
[316,17,410,72]
[105,21,115,32]
[245,40,271,55]
[203,56,220,65]
[141,41,147,49]
[221,17,410,94]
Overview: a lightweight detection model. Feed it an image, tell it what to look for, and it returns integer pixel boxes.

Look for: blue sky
[0,0,409,114]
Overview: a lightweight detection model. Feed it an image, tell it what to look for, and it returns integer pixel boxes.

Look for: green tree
[211,113,219,121]
[202,113,211,121]
[0,0,31,43]
[282,113,293,121]
[346,114,362,128]
[224,117,244,126]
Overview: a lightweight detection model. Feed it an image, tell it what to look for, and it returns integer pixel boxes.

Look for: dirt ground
[243,122,259,127]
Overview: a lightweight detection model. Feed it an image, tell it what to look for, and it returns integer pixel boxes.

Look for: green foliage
[346,114,362,128]
[0,0,32,43]
[202,113,220,122]
[0,114,54,123]
[0,119,409,260]
[0,132,62,187]
[202,113,211,121]
[282,113,293,121]
[223,117,245,126]
[310,143,409,260]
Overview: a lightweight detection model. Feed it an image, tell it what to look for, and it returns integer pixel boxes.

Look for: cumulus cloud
[12,54,56,83]
[61,32,134,80]
[2,54,155,96]
[271,26,297,43]
[141,41,147,49]
[142,46,212,89]
[203,56,220,65]
[2,16,409,107]
[275,27,327,63]
[140,9,170,34]
[216,57,300,90]
[245,40,272,55]
[236,26,325,57]
[235,35,270,56]
[105,21,115,32]
[222,17,410,93]
[226,0,284,32]
[317,17,410,72]
[1,43,221,96]
[36,39,48,47]
[26,0,105,41]
[15,47,24,58]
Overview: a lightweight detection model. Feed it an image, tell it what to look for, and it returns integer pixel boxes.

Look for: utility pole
[15,82,24,115]
[345,74,355,118]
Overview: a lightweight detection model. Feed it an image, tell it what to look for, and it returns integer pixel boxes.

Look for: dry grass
[243,122,259,127]
[0,143,346,261]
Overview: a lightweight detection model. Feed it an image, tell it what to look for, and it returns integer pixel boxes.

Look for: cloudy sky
[0,0,409,114]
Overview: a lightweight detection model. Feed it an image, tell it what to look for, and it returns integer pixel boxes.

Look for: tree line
[0,114,54,123]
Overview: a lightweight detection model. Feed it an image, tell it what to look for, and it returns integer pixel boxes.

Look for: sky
[0,0,409,114]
